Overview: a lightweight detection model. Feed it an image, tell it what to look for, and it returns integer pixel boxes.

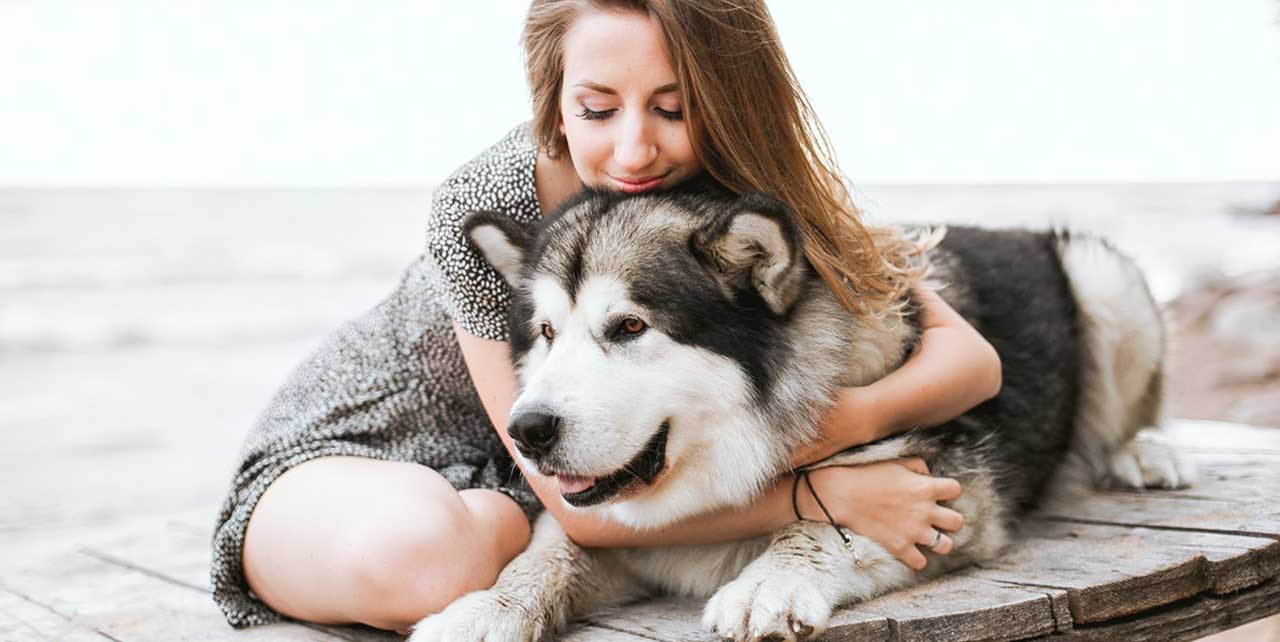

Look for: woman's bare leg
[241,456,533,632]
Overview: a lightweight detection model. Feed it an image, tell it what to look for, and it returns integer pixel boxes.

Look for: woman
[211,0,1002,633]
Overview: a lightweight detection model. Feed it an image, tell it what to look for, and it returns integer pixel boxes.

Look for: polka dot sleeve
[422,125,541,342]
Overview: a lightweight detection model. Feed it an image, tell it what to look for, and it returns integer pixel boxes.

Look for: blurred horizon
[3,182,1278,359]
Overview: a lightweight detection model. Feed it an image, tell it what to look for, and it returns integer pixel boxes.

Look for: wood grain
[3,419,1278,641]
[841,576,1060,642]
[1044,577,1280,642]
[967,519,1279,624]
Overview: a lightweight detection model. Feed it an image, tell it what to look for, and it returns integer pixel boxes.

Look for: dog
[409,185,1193,642]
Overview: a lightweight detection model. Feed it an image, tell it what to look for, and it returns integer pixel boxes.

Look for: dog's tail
[1044,232,1184,502]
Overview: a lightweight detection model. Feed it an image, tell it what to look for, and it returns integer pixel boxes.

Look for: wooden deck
[2,419,1277,642]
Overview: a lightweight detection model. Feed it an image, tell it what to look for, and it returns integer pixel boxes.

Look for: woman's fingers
[916,528,955,556]
[928,532,954,555]
[895,459,963,502]
[933,477,962,501]
[899,545,928,571]
[933,506,965,532]
[899,457,930,476]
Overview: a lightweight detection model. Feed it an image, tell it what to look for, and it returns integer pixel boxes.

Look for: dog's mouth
[557,422,670,507]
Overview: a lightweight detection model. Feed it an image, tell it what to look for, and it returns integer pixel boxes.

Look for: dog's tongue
[557,474,596,494]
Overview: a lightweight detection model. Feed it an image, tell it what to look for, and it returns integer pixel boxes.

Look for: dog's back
[928,226,1083,513]
[897,225,1182,522]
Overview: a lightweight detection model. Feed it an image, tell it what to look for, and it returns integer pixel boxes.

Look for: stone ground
[1169,268,1280,429]
[1173,266,1280,642]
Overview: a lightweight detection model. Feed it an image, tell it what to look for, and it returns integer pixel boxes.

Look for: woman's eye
[576,105,614,121]
[654,107,683,121]
[541,323,556,341]
[621,317,648,335]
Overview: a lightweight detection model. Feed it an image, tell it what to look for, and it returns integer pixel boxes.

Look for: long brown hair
[523,0,929,324]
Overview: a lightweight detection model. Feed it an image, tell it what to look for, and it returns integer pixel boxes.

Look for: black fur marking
[628,252,797,403]
[925,226,1082,512]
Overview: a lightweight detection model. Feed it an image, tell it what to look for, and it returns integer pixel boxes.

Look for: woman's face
[558,9,702,194]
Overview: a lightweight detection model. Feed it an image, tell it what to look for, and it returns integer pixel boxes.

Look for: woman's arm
[791,287,1003,468]
[454,321,962,559]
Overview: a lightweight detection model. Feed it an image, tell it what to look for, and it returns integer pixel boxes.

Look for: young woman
[211,0,1002,634]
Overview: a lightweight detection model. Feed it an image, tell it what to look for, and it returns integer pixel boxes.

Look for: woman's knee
[242,457,530,630]
[340,475,532,625]
[460,488,534,567]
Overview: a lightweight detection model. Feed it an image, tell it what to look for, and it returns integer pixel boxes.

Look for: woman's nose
[613,114,658,173]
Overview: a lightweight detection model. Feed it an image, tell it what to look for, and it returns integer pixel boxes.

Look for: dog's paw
[702,572,830,642]
[407,590,545,642]
[1108,432,1196,490]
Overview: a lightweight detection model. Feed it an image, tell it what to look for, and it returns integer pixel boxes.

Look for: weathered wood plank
[2,506,215,574]
[0,588,110,642]
[583,579,1067,642]
[967,520,1280,624]
[561,621,670,641]
[586,595,892,642]
[2,549,338,641]
[1129,454,1280,505]
[1034,440,1280,540]
[1041,492,1280,540]
[1039,576,1280,642]
[36,519,402,642]
[2,518,398,642]
[77,520,214,594]
[584,597,717,642]
[840,576,1060,642]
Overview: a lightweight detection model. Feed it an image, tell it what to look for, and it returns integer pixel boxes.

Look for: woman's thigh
[242,456,532,631]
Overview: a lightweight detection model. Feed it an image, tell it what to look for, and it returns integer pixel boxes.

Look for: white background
[2,0,1278,187]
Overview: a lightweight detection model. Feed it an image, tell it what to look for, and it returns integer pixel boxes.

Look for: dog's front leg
[408,512,642,642]
[703,520,918,642]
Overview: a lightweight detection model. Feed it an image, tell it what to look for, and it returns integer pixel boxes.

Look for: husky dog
[409,187,1193,642]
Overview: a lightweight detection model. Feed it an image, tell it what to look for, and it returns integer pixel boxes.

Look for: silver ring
[927,530,944,552]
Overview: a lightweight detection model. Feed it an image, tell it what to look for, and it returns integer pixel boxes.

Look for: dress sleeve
[421,178,518,342]
[236,256,461,458]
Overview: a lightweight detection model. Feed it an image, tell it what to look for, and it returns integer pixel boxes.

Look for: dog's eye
[541,323,555,342]
[621,317,647,336]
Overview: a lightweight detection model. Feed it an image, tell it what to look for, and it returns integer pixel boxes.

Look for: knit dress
[210,124,545,628]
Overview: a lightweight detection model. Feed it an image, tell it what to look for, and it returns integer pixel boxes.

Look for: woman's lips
[610,173,668,194]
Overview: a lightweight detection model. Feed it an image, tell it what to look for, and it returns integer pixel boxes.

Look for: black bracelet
[791,467,855,550]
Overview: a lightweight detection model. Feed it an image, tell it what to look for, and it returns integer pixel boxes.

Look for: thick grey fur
[409,185,1193,642]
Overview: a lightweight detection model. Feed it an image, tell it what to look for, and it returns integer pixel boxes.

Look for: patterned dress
[210,124,545,628]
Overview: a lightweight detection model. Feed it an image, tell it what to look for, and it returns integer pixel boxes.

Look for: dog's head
[464,189,814,527]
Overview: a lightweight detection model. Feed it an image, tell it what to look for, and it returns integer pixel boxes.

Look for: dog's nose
[508,412,561,458]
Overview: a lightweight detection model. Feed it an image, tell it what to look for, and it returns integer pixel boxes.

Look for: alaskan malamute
[410,187,1193,642]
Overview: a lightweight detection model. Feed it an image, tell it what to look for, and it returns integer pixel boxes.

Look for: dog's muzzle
[560,422,671,507]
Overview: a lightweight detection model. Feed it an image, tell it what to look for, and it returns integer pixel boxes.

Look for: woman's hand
[794,458,964,571]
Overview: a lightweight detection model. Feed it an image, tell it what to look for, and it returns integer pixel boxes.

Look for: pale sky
[1,1,1277,186]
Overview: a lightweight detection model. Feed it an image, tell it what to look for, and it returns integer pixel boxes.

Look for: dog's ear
[691,193,808,315]
[462,211,528,288]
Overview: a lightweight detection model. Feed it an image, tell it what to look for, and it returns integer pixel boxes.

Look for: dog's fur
[409,186,1193,642]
